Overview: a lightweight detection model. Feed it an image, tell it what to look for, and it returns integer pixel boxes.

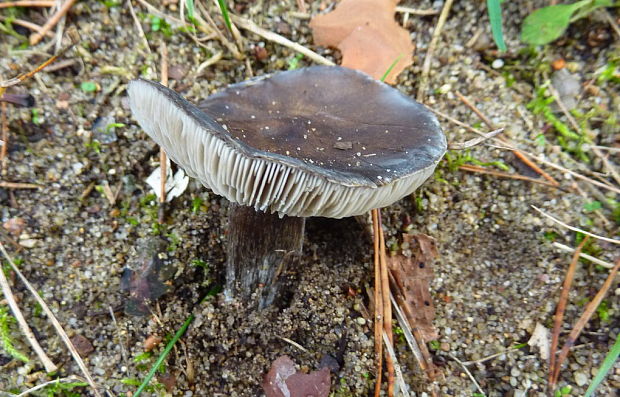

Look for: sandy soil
[0,0,618,396]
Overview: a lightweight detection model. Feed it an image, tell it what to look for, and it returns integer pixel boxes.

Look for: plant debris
[263,356,331,397]
[387,234,438,342]
[310,0,414,84]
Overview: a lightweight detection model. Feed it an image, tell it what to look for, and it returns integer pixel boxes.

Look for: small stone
[356,317,366,326]
[144,335,163,352]
[440,342,450,352]
[491,59,504,69]
[574,371,588,386]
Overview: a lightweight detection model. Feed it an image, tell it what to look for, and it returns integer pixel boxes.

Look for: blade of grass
[584,333,620,397]
[486,0,507,52]
[134,313,195,397]
[216,0,232,32]
[380,55,402,83]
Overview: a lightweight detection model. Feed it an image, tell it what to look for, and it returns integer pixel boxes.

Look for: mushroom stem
[225,204,305,308]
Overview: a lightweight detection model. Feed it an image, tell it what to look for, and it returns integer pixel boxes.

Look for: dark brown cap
[128,66,446,218]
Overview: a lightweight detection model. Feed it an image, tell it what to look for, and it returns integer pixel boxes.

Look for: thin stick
[158,41,169,223]
[231,15,335,66]
[1,29,79,90]
[382,330,410,397]
[550,258,620,388]
[459,164,560,189]
[275,335,309,354]
[29,0,77,45]
[460,346,521,366]
[377,212,394,396]
[390,294,431,372]
[128,0,152,53]
[0,102,7,174]
[0,0,55,7]
[448,128,504,150]
[532,205,620,245]
[602,9,620,38]
[0,181,41,189]
[16,376,87,397]
[416,0,454,101]
[448,353,486,396]
[453,91,560,186]
[395,6,439,15]
[0,16,54,38]
[0,242,103,397]
[371,208,384,397]
[552,242,615,269]
[0,249,58,372]
[455,91,495,128]
[549,237,588,387]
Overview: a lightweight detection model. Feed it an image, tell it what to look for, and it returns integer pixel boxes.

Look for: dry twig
[376,211,394,396]
[417,0,454,101]
[29,0,77,45]
[231,15,335,66]
[448,353,486,396]
[0,102,7,174]
[459,164,561,189]
[0,247,58,372]
[395,6,439,15]
[549,237,588,387]
[532,206,620,245]
[371,209,384,397]
[0,242,103,397]
[549,258,620,390]
[0,0,55,7]
[128,0,152,53]
[159,41,169,223]
[454,91,560,186]
[552,242,615,269]
[0,181,41,189]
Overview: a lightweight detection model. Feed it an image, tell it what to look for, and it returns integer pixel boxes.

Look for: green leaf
[583,201,602,212]
[487,0,507,51]
[216,0,232,32]
[521,1,587,45]
[584,333,620,397]
[80,81,97,93]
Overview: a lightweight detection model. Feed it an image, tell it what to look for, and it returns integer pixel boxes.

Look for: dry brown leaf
[387,233,438,341]
[310,0,413,84]
[263,356,331,397]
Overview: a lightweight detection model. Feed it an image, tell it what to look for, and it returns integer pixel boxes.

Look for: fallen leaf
[263,356,331,397]
[70,334,94,356]
[387,233,438,341]
[310,0,413,83]
[3,217,25,238]
[528,322,550,361]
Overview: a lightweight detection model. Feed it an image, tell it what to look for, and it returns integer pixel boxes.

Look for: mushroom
[128,66,446,308]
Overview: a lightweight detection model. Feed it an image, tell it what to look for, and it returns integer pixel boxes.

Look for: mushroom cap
[128,66,446,218]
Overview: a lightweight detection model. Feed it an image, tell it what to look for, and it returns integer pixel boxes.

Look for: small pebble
[574,371,588,386]
[491,59,504,69]
[356,317,366,326]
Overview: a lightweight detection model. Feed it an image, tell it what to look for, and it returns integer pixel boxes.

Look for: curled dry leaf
[387,233,438,342]
[263,356,331,397]
[310,0,414,84]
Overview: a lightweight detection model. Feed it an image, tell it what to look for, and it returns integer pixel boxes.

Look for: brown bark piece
[310,0,414,84]
[387,234,438,341]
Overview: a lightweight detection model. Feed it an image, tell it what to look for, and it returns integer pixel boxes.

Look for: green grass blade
[487,0,507,52]
[133,313,195,397]
[584,333,620,397]
[380,55,402,82]
[217,0,232,33]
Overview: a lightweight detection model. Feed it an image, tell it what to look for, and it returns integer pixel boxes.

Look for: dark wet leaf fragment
[263,356,331,397]
[120,236,176,316]
[387,233,438,342]
[70,334,94,356]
